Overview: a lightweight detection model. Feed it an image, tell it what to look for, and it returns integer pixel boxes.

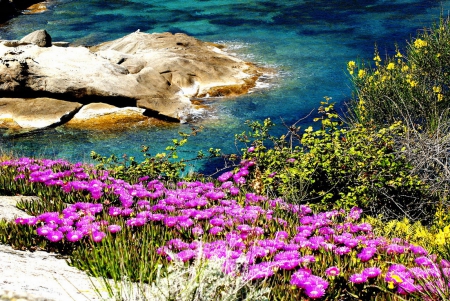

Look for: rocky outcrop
[0,30,263,131]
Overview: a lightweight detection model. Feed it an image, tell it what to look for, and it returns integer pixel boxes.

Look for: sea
[0,0,448,174]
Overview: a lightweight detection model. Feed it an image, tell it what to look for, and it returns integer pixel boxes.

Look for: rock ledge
[0,30,264,132]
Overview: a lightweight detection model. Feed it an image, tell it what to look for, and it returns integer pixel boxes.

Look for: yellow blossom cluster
[414,38,427,48]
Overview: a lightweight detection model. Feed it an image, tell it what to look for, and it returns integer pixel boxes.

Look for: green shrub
[238,100,432,221]
[90,127,222,183]
[348,15,450,130]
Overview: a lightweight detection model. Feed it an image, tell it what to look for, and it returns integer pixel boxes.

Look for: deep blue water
[0,0,449,173]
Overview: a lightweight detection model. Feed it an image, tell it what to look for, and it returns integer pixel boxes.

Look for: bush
[348,15,450,130]
[90,127,222,183]
[237,100,432,221]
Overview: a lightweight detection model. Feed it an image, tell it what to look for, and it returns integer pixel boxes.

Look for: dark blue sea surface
[0,0,448,173]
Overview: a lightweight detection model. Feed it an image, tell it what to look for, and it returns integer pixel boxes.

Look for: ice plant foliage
[1,156,450,300]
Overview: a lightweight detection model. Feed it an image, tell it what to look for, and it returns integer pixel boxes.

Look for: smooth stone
[19,29,52,47]
[0,196,36,222]
[64,103,165,130]
[0,98,82,129]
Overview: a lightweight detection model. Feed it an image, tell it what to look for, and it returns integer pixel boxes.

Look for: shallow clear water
[0,0,449,173]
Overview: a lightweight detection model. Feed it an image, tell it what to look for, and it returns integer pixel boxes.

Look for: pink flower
[91,231,106,242]
[362,267,381,278]
[107,225,122,233]
[349,273,368,284]
[325,266,340,277]
[47,230,64,242]
[66,230,83,242]
[304,286,326,299]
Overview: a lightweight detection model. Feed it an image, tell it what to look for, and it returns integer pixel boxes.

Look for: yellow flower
[391,274,403,284]
[358,69,366,79]
[401,65,409,72]
[373,54,381,62]
[407,79,418,87]
[433,86,442,93]
[395,51,402,58]
[347,61,356,74]
[387,62,395,70]
[414,38,427,48]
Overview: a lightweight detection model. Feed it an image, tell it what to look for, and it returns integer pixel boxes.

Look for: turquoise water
[0,0,449,173]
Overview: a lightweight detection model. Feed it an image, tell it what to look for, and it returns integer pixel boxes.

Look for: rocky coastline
[0,29,264,134]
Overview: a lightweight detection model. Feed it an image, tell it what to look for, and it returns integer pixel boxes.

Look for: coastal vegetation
[2,14,450,301]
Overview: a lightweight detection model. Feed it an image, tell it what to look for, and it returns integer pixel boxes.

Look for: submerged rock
[0,30,263,129]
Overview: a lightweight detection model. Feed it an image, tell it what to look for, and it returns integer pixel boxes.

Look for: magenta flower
[209,226,223,235]
[386,244,406,255]
[108,207,122,216]
[177,249,196,262]
[276,259,300,270]
[210,218,225,227]
[357,247,376,262]
[299,255,316,264]
[164,216,178,227]
[36,226,53,236]
[245,262,276,280]
[58,225,73,233]
[334,246,351,255]
[362,267,381,278]
[191,226,204,236]
[347,207,363,220]
[349,273,368,284]
[91,231,106,242]
[107,225,122,233]
[126,217,147,227]
[275,231,289,240]
[415,256,434,267]
[47,230,64,242]
[218,171,233,182]
[397,279,418,295]
[325,266,340,277]
[290,269,313,287]
[66,230,83,242]
[304,286,326,299]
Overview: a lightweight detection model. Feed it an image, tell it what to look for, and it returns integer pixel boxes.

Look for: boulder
[0,98,82,129]
[92,32,262,98]
[64,103,165,130]
[0,30,263,124]
[19,29,52,47]
[0,196,36,222]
